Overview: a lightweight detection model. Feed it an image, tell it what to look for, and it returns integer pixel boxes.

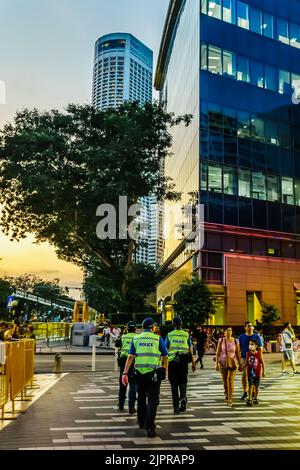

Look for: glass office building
[155,0,300,325]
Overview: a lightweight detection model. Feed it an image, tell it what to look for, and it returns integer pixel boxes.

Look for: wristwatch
[122,373,128,376]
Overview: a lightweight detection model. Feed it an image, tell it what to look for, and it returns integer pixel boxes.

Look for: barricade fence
[33,322,72,350]
[0,339,35,418]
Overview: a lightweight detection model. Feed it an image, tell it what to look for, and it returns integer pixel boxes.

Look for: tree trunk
[121,237,136,301]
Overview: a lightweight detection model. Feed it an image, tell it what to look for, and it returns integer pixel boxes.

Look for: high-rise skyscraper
[92,32,159,267]
[92,32,152,110]
[155,0,300,325]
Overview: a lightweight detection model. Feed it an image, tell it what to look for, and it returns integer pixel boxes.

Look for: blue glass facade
[156,0,300,325]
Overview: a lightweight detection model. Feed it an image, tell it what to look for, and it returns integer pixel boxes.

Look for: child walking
[240,338,265,406]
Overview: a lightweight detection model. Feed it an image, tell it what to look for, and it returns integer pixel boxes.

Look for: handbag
[225,339,238,371]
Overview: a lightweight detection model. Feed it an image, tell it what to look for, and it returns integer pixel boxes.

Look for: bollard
[54,353,62,373]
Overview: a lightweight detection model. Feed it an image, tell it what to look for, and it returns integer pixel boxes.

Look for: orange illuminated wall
[225,254,300,325]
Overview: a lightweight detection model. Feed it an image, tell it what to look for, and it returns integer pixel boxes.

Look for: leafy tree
[84,261,156,314]
[0,102,191,304]
[174,275,215,327]
[255,302,281,329]
[0,278,13,310]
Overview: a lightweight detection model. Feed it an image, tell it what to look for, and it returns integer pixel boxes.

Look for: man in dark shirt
[194,326,207,369]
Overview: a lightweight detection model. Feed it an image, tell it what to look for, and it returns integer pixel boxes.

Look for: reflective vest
[167,329,190,362]
[133,331,161,374]
[120,332,136,358]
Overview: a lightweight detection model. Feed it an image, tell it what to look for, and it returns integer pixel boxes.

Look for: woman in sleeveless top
[215,327,242,407]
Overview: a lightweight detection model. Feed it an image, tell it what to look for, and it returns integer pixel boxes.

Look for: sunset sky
[0,0,169,298]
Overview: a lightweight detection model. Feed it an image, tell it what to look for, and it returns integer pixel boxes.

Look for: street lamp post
[160,297,166,326]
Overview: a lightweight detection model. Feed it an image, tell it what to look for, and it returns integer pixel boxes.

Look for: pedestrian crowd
[115,318,300,438]
[0,320,36,342]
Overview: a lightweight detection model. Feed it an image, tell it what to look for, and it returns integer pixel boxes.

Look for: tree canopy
[174,275,215,327]
[0,102,191,303]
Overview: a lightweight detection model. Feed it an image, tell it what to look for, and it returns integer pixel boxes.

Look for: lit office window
[237,55,250,82]
[265,64,278,92]
[250,7,263,35]
[208,166,222,192]
[279,69,291,95]
[291,73,300,100]
[237,1,249,30]
[277,17,290,45]
[295,180,300,206]
[262,12,274,39]
[201,44,208,70]
[290,23,300,49]
[223,50,236,78]
[237,111,251,138]
[238,169,251,198]
[265,120,279,146]
[201,162,208,190]
[208,46,222,75]
[282,177,294,204]
[223,167,237,195]
[252,172,266,200]
[201,0,208,14]
[223,0,236,24]
[250,61,264,88]
[267,175,280,202]
[208,0,222,19]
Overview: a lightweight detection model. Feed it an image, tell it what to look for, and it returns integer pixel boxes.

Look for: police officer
[166,316,196,414]
[121,317,168,438]
[115,321,137,414]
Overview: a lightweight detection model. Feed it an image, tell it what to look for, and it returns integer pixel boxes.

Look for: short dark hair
[245,321,253,327]
[284,322,290,329]
[249,339,259,347]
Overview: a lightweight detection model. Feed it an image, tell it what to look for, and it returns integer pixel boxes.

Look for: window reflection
[208,166,222,192]
[267,175,280,202]
[282,177,294,204]
[237,55,250,82]
[265,65,278,92]
[295,181,300,206]
[223,50,236,78]
[252,172,266,200]
[208,0,222,19]
[237,1,249,29]
[277,17,290,45]
[263,12,274,39]
[279,70,291,95]
[250,7,262,35]
[290,23,300,49]
[239,169,251,197]
[250,61,264,88]
[223,0,236,24]
[208,46,222,75]
[223,167,237,195]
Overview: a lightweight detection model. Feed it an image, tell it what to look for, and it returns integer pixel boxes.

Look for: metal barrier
[33,322,72,351]
[0,339,35,418]
[0,343,9,419]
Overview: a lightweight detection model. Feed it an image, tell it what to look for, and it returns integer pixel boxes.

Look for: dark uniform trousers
[168,361,188,409]
[118,358,137,411]
[136,373,161,431]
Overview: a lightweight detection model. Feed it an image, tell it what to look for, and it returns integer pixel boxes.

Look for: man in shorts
[239,322,263,400]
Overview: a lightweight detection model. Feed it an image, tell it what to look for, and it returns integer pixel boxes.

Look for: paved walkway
[1,354,300,450]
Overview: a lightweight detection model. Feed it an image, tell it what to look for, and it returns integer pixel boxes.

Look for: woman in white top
[279,322,299,374]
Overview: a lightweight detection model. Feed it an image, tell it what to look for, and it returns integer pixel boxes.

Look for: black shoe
[180,399,187,412]
[118,405,124,411]
[253,398,259,405]
[174,407,180,414]
[138,422,145,429]
[200,366,204,369]
[129,408,136,415]
[246,399,252,407]
[147,429,157,438]
[241,392,248,400]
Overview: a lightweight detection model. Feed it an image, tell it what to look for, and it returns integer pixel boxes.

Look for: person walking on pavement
[165,317,196,414]
[115,321,137,414]
[194,325,207,369]
[216,327,242,407]
[121,317,168,438]
[239,322,263,400]
[278,322,299,374]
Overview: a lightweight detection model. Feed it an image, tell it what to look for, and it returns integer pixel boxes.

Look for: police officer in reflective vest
[115,321,137,414]
[122,317,168,437]
[166,316,196,414]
